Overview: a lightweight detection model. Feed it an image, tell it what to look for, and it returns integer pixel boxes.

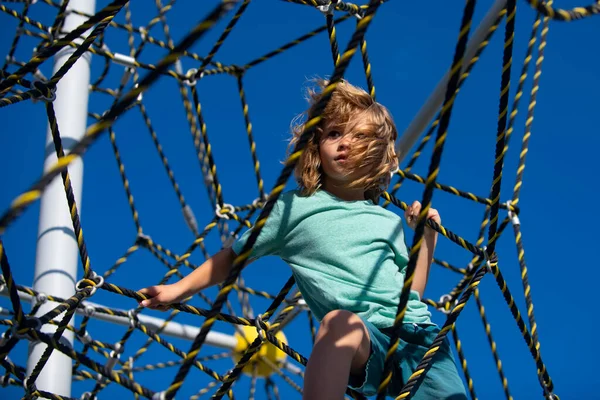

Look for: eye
[354,133,366,140]
[327,130,341,139]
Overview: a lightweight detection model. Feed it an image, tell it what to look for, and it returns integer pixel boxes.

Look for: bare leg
[303,310,371,400]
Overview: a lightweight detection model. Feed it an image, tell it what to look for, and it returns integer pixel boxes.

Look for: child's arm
[138,247,236,310]
[404,201,440,298]
[412,229,438,298]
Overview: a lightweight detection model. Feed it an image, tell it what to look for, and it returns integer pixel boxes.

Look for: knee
[317,310,367,344]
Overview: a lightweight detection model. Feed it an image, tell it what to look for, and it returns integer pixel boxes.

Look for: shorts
[349,318,468,399]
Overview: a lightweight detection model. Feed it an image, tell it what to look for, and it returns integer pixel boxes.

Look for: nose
[337,135,351,150]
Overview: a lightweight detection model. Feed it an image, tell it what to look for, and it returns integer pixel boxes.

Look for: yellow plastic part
[232,325,288,377]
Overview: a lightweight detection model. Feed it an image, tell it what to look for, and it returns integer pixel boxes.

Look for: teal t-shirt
[232,189,432,329]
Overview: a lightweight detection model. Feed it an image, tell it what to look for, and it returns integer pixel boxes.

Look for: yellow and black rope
[0,4,50,39]
[237,74,267,200]
[378,0,477,397]
[0,242,24,331]
[382,192,485,258]
[102,241,141,279]
[507,1,553,381]
[211,277,297,398]
[243,13,353,70]
[488,261,554,392]
[396,252,496,400]
[197,0,251,80]
[0,0,32,75]
[109,126,144,233]
[358,23,375,99]
[0,1,233,238]
[164,3,382,399]
[0,0,129,96]
[47,102,96,279]
[191,85,225,207]
[324,2,341,66]
[523,0,599,20]
[26,289,90,393]
[1,0,595,398]
[385,7,506,206]
[506,5,553,363]
[132,318,225,382]
[474,289,512,400]
[29,328,155,398]
[394,169,518,210]
[138,101,200,235]
[485,0,516,256]
[450,325,477,400]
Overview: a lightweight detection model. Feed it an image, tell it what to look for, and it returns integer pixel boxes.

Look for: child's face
[318,127,368,185]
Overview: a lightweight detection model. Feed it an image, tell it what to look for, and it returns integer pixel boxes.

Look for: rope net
[0,0,597,399]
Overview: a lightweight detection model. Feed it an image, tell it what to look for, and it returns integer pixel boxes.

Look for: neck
[322,179,366,201]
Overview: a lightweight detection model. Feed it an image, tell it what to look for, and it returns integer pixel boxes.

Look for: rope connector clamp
[35,293,48,305]
[138,26,148,42]
[134,82,143,103]
[136,232,151,246]
[466,262,476,274]
[32,79,56,102]
[216,203,235,220]
[128,309,139,329]
[252,197,264,209]
[75,272,104,297]
[539,375,557,400]
[317,3,334,15]
[438,294,455,315]
[107,343,123,370]
[185,68,204,86]
[22,376,36,395]
[482,246,493,273]
[83,304,96,317]
[79,331,93,345]
[152,391,167,400]
[255,314,268,341]
[506,200,520,226]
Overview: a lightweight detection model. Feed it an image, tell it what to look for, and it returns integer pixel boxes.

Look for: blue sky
[1,1,599,399]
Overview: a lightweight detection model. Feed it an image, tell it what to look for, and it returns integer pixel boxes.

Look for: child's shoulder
[276,190,402,217]
[267,189,305,213]
[275,189,303,205]
[367,201,404,225]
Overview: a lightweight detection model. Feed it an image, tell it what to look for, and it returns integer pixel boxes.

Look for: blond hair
[288,79,398,202]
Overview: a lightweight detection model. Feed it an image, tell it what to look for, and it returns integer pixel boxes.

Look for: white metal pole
[2,286,238,349]
[26,0,96,397]
[396,0,507,163]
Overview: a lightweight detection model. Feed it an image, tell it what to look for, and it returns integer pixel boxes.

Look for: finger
[405,207,414,224]
[426,209,441,227]
[139,286,159,297]
[140,296,159,308]
[412,201,421,217]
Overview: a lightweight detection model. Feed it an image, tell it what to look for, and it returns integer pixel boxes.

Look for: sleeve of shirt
[231,199,285,260]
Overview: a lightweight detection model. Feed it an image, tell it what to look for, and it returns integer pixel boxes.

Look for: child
[139,79,467,399]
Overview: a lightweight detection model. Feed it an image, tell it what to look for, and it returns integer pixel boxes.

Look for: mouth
[334,154,348,162]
